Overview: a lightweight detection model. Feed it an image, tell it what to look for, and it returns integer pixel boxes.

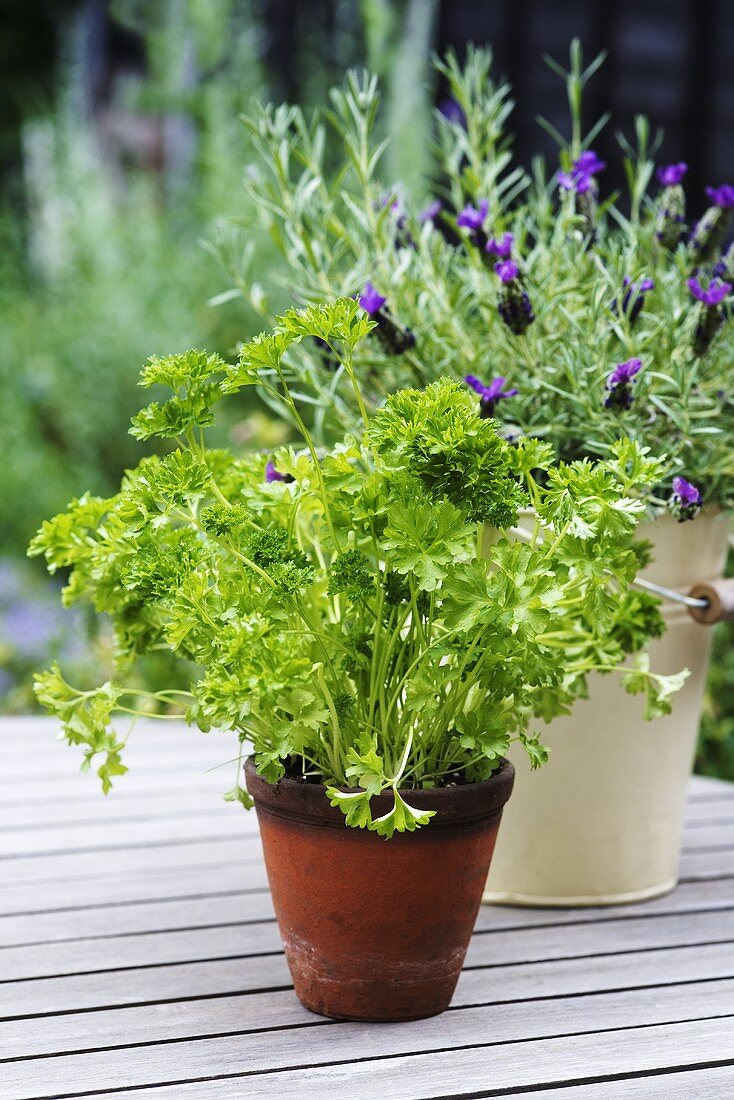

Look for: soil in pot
[245,758,515,1022]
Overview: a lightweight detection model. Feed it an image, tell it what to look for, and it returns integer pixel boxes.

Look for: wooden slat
[688,775,734,799]
[2,827,730,914]
[7,814,734,862]
[3,940,732,1021]
[4,873,733,950]
[0,810,252,858]
[3,981,734,1097]
[70,1067,734,1100]
[1,864,269,917]
[19,1017,734,1100]
[1,978,733,1064]
[2,768,238,803]
[4,899,734,986]
[506,1066,734,1099]
[0,837,258,885]
[0,788,235,830]
[679,848,734,879]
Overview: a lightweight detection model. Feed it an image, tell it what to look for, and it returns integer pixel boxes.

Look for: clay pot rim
[245,756,515,832]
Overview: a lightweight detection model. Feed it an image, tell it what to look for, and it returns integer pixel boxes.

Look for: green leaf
[517,731,550,770]
[344,734,386,797]
[223,785,255,809]
[622,653,690,719]
[383,498,474,591]
[130,385,222,441]
[327,787,374,829]
[370,789,436,838]
[139,350,228,391]
[327,549,375,600]
[33,665,128,792]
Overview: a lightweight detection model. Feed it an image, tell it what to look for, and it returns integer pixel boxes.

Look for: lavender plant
[29,300,682,830]
[222,43,734,517]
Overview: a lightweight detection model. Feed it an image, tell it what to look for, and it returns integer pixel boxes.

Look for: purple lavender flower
[705,184,734,208]
[657,163,688,186]
[656,165,688,249]
[688,276,732,306]
[457,199,491,253]
[494,259,520,283]
[265,461,291,484]
[378,195,415,250]
[669,475,702,522]
[713,243,734,281]
[558,170,592,194]
[605,358,643,410]
[688,277,732,355]
[690,185,734,261]
[457,200,489,234]
[438,98,467,129]
[420,199,443,223]
[485,232,514,259]
[465,374,518,418]
[358,282,387,316]
[357,281,416,355]
[557,150,605,194]
[492,261,534,335]
[615,276,655,323]
[575,150,606,175]
[558,151,605,243]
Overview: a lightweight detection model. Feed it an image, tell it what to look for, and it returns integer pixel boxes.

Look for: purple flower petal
[687,276,732,306]
[358,281,387,315]
[608,358,643,386]
[456,200,489,232]
[705,184,734,208]
[494,259,519,283]
[657,162,688,187]
[575,150,606,176]
[464,373,518,414]
[485,232,514,258]
[438,98,467,129]
[672,475,701,505]
[420,199,443,223]
[265,461,287,483]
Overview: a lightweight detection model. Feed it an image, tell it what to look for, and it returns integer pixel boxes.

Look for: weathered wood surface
[1,718,733,1098]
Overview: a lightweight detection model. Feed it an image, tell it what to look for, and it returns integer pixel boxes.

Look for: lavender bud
[687,276,732,356]
[464,374,518,418]
[690,185,734,262]
[604,358,642,410]
[656,187,687,250]
[668,476,702,522]
[494,261,535,336]
[373,314,417,356]
[614,277,654,324]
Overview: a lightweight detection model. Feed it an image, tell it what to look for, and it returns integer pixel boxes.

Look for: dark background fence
[436,0,734,215]
[4,0,734,209]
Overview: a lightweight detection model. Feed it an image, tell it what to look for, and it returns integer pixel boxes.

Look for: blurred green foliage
[697,550,734,778]
[2,2,272,556]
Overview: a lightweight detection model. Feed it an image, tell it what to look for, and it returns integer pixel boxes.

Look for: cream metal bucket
[484,509,731,907]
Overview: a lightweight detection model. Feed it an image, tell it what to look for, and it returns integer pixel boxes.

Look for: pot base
[483,875,677,908]
[286,935,465,1022]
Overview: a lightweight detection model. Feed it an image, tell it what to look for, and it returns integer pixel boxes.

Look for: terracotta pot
[484,510,731,907]
[245,757,514,1021]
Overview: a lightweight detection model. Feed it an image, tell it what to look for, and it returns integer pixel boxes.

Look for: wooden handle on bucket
[688,579,734,624]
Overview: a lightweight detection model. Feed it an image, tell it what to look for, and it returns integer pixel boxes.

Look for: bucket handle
[687,579,734,624]
[633,576,734,625]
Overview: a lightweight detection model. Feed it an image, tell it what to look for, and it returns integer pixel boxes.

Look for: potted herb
[30,300,678,1019]
[225,43,733,904]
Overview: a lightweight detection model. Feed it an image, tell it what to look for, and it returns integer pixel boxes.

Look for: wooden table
[1,718,734,1099]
